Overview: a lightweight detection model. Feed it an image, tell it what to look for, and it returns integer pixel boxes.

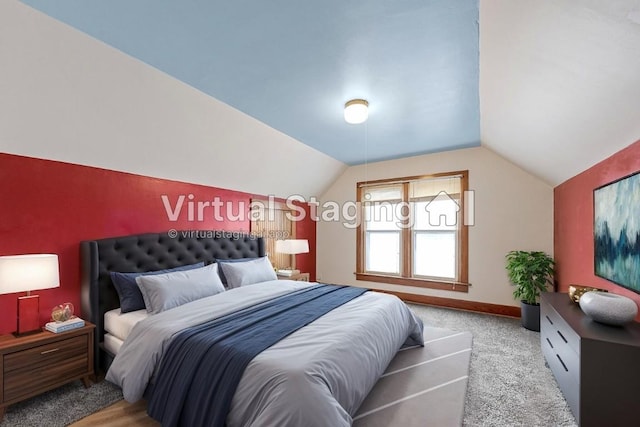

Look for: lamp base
[16,294,41,336]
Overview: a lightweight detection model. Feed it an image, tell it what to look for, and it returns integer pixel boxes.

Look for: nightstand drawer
[4,335,87,373]
[4,354,88,402]
[3,335,89,402]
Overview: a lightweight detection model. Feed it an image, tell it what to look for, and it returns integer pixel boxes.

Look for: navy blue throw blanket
[147,284,367,427]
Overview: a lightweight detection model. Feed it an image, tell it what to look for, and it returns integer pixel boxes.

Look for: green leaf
[505,250,555,304]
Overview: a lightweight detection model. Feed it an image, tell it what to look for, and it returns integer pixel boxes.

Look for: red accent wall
[554,139,640,318]
[0,153,316,334]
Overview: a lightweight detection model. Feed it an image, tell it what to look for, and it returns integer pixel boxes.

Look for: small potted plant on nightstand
[506,250,555,331]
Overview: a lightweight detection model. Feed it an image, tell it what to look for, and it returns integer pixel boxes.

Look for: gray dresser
[540,292,640,426]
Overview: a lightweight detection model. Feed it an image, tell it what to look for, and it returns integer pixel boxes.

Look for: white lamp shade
[344,99,369,124]
[0,254,60,294]
[275,239,310,255]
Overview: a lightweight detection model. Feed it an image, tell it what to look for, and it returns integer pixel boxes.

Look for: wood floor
[70,399,158,427]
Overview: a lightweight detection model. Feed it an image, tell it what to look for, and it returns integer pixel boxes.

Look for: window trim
[356,171,469,293]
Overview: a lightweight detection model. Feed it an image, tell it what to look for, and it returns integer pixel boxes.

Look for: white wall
[317,146,553,307]
[0,0,346,199]
[480,0,640,186]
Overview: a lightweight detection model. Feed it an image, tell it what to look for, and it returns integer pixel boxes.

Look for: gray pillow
[215,257,256,287]
[218,256,278,289]
[135,263,225,314]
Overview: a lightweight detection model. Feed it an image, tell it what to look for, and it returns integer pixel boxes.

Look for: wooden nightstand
[0,322,95,420]
[277,272,310,282]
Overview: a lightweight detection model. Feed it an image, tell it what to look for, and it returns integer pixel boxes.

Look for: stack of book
[45,317,85,333]
[277,269,300,277]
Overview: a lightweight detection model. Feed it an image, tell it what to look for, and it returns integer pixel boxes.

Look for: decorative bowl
[51,302,74,322]
[568,285,607,303]
[579,291,637,326]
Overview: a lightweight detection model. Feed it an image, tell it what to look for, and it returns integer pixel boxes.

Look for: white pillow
[218,256,278,289]
[135,263,225,314]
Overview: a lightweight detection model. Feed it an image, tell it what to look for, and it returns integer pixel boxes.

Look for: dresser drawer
[540,300,582,422]
[541,302,580,355]
[541,324,579,371]
[541,335,580,419]
[541,324,580,384]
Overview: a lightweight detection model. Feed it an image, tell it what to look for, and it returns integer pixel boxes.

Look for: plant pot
[520,301,540,331]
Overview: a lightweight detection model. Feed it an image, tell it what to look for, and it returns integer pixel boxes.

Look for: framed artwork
[594,171,640,293]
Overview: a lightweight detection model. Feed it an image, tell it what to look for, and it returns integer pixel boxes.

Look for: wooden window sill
[355,273,469,293]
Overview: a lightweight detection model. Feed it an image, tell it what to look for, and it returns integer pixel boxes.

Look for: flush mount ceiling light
[344,99,369,124]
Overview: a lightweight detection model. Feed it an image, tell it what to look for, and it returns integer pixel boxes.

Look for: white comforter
[106,280,424,426]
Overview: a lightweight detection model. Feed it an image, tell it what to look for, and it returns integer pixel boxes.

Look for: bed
[80,230,424,426]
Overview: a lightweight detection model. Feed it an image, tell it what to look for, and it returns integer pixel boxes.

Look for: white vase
[579,291,638,326]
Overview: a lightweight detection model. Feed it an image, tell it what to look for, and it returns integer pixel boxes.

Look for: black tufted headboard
[80,230,265,374]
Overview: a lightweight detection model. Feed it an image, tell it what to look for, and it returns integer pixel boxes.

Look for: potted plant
[506,250,555,331]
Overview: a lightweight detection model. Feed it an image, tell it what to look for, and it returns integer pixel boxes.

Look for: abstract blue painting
[594,171,640,293]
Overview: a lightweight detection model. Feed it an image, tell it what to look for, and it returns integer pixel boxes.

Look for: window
[356,171,469,292]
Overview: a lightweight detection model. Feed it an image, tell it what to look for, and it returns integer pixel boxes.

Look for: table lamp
[0,254,60,335]
[275,239,309,275]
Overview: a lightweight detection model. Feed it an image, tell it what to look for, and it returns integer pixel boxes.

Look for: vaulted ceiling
[20,0,640,186]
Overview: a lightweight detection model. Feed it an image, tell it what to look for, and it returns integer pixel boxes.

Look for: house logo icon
[424,191,460,226]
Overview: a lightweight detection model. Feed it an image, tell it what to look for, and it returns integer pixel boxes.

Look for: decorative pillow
[110,262,204,313]
[218,256,278,289]
[135,263,225,314]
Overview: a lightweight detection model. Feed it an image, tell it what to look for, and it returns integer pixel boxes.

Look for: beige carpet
[354,326,473,427]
